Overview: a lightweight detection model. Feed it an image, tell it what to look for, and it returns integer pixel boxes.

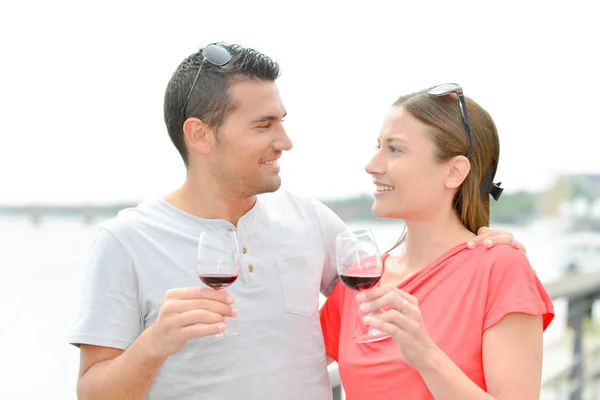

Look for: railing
[541,343,600,399]
[329,270,600,400]
[541,271,600,399]
[328,364,343,400]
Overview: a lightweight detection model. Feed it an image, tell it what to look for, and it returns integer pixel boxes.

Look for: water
[0,216,579,398]
[1,217,97,398]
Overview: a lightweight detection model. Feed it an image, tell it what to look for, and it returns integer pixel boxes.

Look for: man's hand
[146,287,237,357]
[467,226,525,252]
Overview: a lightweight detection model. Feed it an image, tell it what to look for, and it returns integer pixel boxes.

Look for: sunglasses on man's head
[427,83,473,159]
[427,83,503,201]
[182,44,233,117]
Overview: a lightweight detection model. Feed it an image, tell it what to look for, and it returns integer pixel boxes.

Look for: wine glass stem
[213,331,225,339]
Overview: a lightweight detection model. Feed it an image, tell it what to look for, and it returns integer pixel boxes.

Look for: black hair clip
[480,162,503,201]
[489,182,503,201]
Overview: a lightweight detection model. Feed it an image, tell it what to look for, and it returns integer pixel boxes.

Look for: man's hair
[163,42,281,166]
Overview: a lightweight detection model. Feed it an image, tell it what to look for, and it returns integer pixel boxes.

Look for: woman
[320,84,554,399]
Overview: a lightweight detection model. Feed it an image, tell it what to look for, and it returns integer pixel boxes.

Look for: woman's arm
[359,280,547,400]
[417,313,543,400]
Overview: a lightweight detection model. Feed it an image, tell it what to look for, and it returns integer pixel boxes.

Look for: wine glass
[197,230,240,341]
[336,228,390,343]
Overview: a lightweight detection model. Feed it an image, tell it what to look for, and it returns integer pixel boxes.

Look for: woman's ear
[444,155,471,189]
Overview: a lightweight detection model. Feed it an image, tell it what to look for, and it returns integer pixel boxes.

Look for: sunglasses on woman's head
[427,83,503,201]
[427,83,473,158]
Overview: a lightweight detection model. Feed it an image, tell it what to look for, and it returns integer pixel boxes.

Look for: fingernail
[359,303,369,312]
[226,295,235,304]
[484,239,493,247]
[231,307,238,317]
[217,323,226,331]
[363,316,374,324]
[467,241,475,249]
[355,293,365,301]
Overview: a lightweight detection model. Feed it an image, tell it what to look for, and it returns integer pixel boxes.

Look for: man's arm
[467,226,525,251]
[310,199,350,296]
[70,228,235,399]
[77,332,165,400]
[76,287,234,400]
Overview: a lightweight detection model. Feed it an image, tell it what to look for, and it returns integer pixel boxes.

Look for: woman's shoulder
[470,244,531,271]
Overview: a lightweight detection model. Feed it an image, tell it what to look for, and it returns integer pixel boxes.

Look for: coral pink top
[320,244,554,399]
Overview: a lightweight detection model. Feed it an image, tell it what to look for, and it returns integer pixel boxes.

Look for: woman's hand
[357,285,438,369]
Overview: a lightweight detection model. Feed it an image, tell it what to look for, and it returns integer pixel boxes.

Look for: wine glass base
[354,331,391,344]
[208,330,240,344]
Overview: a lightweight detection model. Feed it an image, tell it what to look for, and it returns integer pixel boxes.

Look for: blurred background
[1,0,599,399]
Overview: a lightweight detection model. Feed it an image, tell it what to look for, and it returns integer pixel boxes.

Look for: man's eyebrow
[250,112,287,124]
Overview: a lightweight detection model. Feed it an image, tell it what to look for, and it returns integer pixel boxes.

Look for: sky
[1,0,598,205]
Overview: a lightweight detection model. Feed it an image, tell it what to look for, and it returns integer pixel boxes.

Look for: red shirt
[320,244,554,399]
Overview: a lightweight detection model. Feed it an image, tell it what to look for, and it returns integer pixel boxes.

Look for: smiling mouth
[261,159,279,166]
[376,184,395,192]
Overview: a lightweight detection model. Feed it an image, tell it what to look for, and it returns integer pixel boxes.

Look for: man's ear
[444,155,471,189]
[183,117,214,155]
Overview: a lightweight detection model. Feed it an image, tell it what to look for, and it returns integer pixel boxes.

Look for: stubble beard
[213,161,282,199]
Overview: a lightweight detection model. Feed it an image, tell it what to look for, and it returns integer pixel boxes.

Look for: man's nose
[274,127,293,151]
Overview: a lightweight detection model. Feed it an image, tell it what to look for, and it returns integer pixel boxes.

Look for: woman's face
[365,106,455,220]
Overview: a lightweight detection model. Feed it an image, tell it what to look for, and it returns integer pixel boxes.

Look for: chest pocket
[276,254,320,317]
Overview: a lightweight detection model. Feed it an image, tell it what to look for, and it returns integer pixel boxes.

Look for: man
[68,42,521,400]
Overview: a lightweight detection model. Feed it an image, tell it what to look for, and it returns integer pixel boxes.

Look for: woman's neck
[386,210,476,279]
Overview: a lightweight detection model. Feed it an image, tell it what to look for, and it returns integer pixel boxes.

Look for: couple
[68,42,554,399]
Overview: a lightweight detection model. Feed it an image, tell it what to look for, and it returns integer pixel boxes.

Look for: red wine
[199,274,238,290]
[340,274,381,291]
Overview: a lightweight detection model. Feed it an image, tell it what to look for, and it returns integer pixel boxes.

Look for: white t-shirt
[68,189,348,400]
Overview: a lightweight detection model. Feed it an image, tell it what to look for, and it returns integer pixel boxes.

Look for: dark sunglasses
[182,44,233,117]
[427,83,473,158]
[427,83,503,200]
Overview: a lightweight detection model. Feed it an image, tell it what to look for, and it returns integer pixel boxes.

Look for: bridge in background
[0,197,375,225]
[0,203,136,224]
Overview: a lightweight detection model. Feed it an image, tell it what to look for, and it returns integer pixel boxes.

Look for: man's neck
[164,176,257,226]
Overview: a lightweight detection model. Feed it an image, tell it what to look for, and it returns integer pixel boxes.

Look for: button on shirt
[68,189,348,400]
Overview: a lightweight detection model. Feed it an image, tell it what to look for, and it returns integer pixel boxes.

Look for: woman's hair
[388,89,500,251]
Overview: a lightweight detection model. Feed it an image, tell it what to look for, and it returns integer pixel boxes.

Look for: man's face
[209,80,292,197]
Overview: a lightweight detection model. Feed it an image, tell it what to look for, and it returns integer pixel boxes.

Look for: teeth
[376,185,394,191]
[262,160,278,165]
